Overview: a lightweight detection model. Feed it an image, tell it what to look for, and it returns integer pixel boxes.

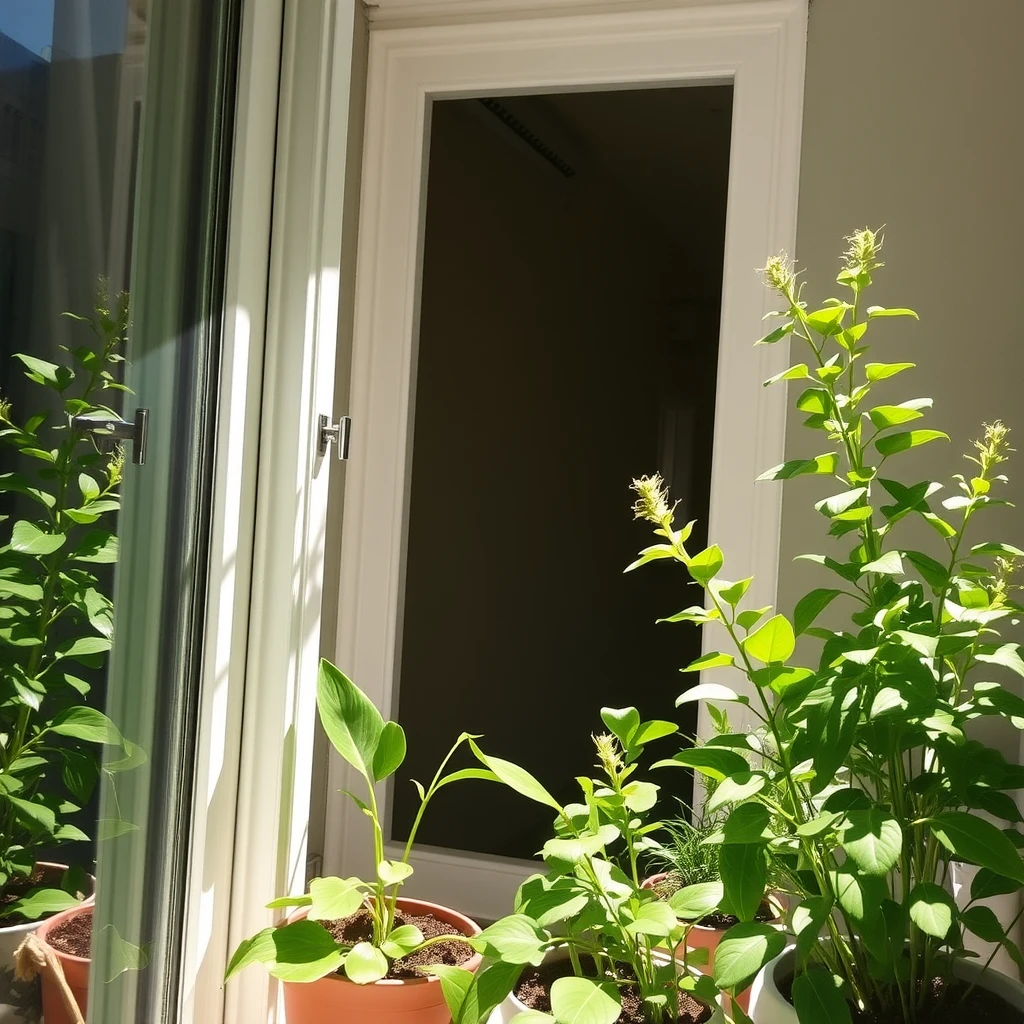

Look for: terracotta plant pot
[282,897,482,1024]
[34,903,91,1024]
[641,873,784,1014]
[0,862,94,1024]
[747,943,1024,1023]
[487,945,727,1024]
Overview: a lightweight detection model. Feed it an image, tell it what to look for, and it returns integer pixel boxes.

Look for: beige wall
[782,0,1024,759]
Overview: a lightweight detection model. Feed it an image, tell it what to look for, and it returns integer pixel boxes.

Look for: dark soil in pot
[779,971,1024,1024]
[650,871,776,929]
[320,908,473,980]
[47,907,91,959]
[0,864,88,927]
[515,955,714,1024]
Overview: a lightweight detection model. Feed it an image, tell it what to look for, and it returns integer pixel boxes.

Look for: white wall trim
[178,2,282,1020]
[222,2,361,1022]
[327,0,807,922]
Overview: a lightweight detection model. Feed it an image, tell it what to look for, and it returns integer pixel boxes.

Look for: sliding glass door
[0,1,241,1021]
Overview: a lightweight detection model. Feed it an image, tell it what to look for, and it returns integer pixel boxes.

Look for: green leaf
[794,589,841,635]
[316,660,383,779]
[764,363,810,386]
[707,772,766,812]
[549,976,620,1024]
[78,473,101,502]
[96,818,139,841]
[5,795,56,833]
[55,635,112,662]
[737,607,771,631]
[8,888,82,921]
[265,894,313,909]
[962,905,1004,944]
[719,844,768,922]
[971,869,1022,902]
[70,530,118,563]
[344,941,389,984]
[61,749,99,804]
[676,683,742,706]
[225,927,276,980]
[688,545,724,585]
[543,826,619,865]
[792,971,852,1024]
[743,615,795,664]
[378,860,414,886]
[976,644,1024,679]
[752,665,814,696]
[929,813,1024,884]
[49,706,124,745]
[308,876,365,920]
[868,401,929,430]
[11,521,66,556]
[841,810,902,876]
[756,321,794,346]
[714,922,786,991]
[14,353,71,388]
[681,651,735,672]
[875,430,949,457]
[600,707,639,746]
[372,721,407,782]
[806,306,849,335]
[265,920,344,983]
[669,881,723,920]
[430,963,476,1019]
[625,900,678,938]
[716,802,771,844]
[908,883,956,938]
[971,542,1024,558]
[621,780,659,813]
[793,896,832,961]
[473,915,547,966]
[757,453,838,481]
[717,577,754,606]
[860,551,904,576]
[652,746,750,781]
[866,306,919,320]
[470,742,561,811]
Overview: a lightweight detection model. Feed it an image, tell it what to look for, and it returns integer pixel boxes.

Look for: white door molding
[327,0,807,922]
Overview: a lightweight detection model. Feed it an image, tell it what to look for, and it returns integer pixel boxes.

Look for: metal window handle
[318,414,351,461]
[70,408,149,465]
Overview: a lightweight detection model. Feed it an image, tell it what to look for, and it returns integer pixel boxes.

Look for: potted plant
[0,289,139,1021]
[435,713,728,1024]
[628,229,1024,1022]
[226,659,513,1023]
[643,809,784,1013]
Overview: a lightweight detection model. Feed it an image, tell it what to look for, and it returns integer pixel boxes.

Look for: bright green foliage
[630,229,1024,1022]
[452,722,723,1024]
[226,660,519,988]
[0,288,137,919]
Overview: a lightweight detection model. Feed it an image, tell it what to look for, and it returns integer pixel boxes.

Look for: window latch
[318,414,351,460]
[70,408,149,465]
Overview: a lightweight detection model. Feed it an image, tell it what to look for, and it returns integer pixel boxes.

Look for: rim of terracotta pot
[284,894,483,987]
[35,903,92,967]
[641,872,785,930]
[0,861,96,935]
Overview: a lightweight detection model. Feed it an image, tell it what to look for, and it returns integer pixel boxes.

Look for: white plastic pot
[0,863,94,1023]
[747,943,1024,1023]
[487,946,727,1024]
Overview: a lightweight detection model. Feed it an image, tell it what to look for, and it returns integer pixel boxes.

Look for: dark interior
[390,84,734,860]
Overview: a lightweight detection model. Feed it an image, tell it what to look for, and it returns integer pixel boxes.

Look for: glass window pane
[0,1,239,1021]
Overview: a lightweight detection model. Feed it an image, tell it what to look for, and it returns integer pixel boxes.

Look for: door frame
[326,0,808,922]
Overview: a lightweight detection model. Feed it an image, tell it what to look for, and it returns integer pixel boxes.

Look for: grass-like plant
[630,229,1024,1022]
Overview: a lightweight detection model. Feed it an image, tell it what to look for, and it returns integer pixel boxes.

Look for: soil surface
[0,864,82,927]
[515,955,713,1024]
[321,909,473,980]
[47,908,92,959]
[650,872,776,929]
[779,972,1024,1024]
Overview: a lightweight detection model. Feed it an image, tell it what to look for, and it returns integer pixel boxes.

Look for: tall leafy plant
[0,288,135,919]
[438,714,726,1024]
[630,229,1024,1022]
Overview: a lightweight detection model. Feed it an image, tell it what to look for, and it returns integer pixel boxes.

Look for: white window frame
[324,0,808,924]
